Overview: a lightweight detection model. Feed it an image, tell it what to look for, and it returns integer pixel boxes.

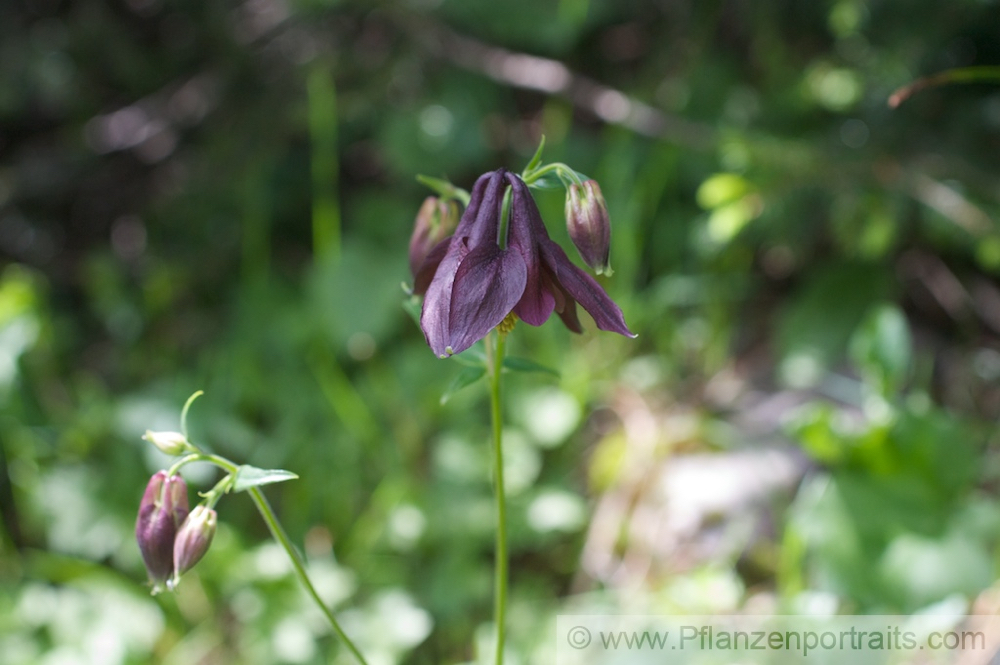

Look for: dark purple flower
[136,471,189,591]
[565,180,612,275]
[419,169,635,357]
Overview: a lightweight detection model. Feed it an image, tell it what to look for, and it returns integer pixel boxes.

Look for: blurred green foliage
[2,0,1000,663]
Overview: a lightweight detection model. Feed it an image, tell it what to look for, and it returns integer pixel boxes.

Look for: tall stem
[248,488,368,665]
[486,330,508,665]
[206,456,369,665]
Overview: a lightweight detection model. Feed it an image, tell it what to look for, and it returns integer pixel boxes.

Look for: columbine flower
[420,169,635,357]
[136,471,189,592]
[565,180,612,275]
[171,504,217,588]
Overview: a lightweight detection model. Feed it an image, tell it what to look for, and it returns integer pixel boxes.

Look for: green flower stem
[521,161,584,188]
[204,454,369,665]
[180,390,204,440]
[165,454,201,478]
[486,329,508,665]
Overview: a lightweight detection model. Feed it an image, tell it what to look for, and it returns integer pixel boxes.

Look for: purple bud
[409,196,459,278]
[136,471,189,592]
[171,505,217,588]
[565,180,612,276]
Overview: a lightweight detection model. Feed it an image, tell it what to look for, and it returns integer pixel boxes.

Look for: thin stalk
[180,390,204,440]
[889,66,1000,107]
[206,455,369,665]
[248,487,368,665]
[521,161,584,188]
[486,329,508,665]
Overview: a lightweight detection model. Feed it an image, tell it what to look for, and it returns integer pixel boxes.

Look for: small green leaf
[503,356,560,377]
[231,465,299,493]
[441,366,486,404]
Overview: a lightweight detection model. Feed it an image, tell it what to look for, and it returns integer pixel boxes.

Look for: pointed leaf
[231,465,299,493]
[441,366,486,404]
[503,356,560,377]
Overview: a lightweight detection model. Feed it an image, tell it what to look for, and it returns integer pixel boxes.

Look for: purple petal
[539,240,636,338]
[453,170,506,246]
[542,269,584,333]
[414,170,505,356]
[444,243,527,356]
[505,173,555,325]
[420,236,471,356]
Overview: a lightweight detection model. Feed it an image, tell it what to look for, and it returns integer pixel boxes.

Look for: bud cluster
[135,471,217,593]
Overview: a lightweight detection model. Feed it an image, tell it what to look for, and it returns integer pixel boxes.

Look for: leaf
[440,366,486,404]
[231,465,299,493]
[503,356,559,377]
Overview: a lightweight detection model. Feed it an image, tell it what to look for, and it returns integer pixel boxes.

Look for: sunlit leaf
[231,465,299,493]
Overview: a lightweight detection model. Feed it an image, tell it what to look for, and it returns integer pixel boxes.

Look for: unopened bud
[409,196,459,282]
[143,430,192,456]
[170,505,217,588]
[565,180,612,275]
[136,471,189,592]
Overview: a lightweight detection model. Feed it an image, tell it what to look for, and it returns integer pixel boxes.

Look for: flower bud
[170,505,217,589]
[565,180,612,275]
[142,430,192,456]
[136,471,189,592]
[409,196,459,278]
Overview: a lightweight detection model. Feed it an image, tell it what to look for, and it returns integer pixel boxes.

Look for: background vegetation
[2,0,1000,663]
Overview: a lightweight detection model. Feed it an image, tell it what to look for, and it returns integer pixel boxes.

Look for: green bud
[143,430,193,456]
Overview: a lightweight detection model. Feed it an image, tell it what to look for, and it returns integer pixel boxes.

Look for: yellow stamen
[497,312,518,336]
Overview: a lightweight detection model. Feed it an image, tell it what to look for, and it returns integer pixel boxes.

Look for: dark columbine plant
[406,139,635,664]
[135,392,370,665]
[418,169,633,357]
